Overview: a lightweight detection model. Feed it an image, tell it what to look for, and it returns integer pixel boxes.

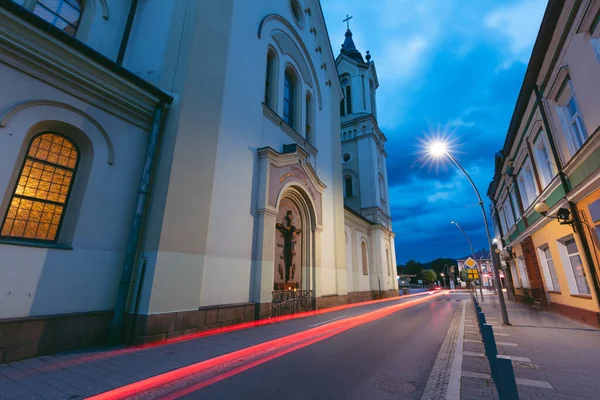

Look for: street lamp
[450,220,485,301]
[441,273,445,288]
[428,141,510,325]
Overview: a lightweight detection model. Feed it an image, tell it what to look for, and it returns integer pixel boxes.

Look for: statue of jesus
[276,210,302,283]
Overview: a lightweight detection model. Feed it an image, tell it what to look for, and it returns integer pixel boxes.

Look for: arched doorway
[272,186,315,316]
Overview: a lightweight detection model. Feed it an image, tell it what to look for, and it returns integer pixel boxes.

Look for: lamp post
[450,220,485,301]
[428,142,510,325]
[441,273,446,288]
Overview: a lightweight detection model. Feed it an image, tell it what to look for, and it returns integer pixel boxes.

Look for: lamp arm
[446,152,484,205]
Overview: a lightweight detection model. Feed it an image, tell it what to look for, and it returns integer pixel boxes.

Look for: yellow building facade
[488,0,600,327]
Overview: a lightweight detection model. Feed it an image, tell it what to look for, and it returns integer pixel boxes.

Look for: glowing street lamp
[427,141,510,325]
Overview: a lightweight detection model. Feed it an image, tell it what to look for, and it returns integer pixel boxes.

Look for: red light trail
[87,291,446,399]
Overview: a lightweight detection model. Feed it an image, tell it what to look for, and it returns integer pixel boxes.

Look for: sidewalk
[0,293,433,400]
[460,291,600,400]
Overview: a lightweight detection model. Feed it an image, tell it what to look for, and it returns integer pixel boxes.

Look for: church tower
[336,25,391,231]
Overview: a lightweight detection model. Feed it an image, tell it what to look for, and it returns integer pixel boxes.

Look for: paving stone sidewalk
[461,291,600,400]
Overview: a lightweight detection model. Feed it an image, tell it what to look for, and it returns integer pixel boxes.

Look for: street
[179,294,460,400]
[85,291,463,400]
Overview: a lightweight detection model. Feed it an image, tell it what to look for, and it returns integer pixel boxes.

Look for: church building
[0,0,397,363]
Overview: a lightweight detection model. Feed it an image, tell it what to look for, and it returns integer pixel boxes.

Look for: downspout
[116,0,139,66]
[109,100,166,343]
[534,86,600,311]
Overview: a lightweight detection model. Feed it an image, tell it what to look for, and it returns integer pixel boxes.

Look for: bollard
[482,324,499,382]
[477,311,486,334]
[496,355,519,400]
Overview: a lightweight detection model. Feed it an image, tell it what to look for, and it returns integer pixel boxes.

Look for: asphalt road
[171,294,461,400]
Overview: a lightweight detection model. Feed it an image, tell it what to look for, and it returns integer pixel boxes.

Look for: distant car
[433,285,442,290]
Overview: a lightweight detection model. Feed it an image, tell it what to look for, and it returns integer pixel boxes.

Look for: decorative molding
[0,9,161,130]
[0,99,114,164]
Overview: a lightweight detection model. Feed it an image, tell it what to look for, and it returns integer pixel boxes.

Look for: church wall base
[0,290,400,363]
[0,311,112,364]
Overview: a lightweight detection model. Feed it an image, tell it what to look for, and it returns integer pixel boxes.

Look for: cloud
[322,0,546,262]
[484,0,547,68]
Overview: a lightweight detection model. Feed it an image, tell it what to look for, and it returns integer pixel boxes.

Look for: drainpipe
[534,86,600,311]
[109,100,166,343]
[116,0,139,66]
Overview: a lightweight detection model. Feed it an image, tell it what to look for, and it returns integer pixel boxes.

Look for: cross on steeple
[343,14,353,30]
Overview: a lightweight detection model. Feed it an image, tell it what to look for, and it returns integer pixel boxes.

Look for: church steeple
[340,29,364,63]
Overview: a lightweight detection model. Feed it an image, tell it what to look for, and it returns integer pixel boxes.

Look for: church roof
[340,29,365,63]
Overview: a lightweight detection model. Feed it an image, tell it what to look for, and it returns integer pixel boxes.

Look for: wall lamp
[534,202,574,226]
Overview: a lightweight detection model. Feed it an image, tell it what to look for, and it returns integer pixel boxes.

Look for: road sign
[467,269,479,279]
[464,257,477,268]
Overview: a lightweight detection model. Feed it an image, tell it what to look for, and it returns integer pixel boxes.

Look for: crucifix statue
[343,14,353,30]
[276,210,302,284]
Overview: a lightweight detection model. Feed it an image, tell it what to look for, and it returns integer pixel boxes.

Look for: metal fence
[271,290,314,317]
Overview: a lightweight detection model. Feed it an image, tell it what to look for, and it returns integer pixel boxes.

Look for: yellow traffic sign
[465,257,477,268]
[467,270,479,279]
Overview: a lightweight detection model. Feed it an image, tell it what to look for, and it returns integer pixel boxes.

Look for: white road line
[463,351,532,363]
[446,301,465,400]
[310,315,347,327]
[462,371,553,389]
[496,342,518,347]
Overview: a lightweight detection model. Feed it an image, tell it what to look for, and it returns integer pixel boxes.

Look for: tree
[402,260,423,284]
[421,269,437,284]
[430,258,457,275]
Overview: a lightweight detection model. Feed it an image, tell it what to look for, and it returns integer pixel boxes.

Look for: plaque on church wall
[274,199,302,290]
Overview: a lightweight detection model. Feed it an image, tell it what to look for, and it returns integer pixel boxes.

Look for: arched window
[345,85,352,115]
[31,0,83,36]
[283,69,297,129]
[305,92,313,143]
[340,100,345,117]
[344,175,353,198]
[370,79,376,117]
[379,175,386,202]
[361,241,368,275]
[1,133,79,242]
[264,49,278,110]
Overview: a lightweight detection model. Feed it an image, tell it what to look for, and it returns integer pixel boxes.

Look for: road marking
[446,301,465,400]
[463,351,531,362]
[464,339,481,343]
[493,333,509,336]
[462,371,553,389]
[496,341,518,346]
[310,315,347,327]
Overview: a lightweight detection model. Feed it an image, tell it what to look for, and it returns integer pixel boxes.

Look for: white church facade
[0,0,397,362]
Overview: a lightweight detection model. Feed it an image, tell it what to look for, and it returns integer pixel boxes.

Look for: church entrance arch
[272,185,315,316]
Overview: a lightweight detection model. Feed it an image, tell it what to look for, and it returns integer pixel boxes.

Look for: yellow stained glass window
[1,133,78,241]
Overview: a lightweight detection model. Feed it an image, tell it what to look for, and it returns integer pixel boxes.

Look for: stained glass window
[32,0,83,36]
[1,133,78,242]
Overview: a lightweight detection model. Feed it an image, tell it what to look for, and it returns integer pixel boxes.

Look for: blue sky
[322,0,547,263]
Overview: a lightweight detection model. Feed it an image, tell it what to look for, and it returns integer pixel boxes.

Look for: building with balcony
[488,0,600,327]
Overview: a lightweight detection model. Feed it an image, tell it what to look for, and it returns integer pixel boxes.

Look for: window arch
[369,79,376,118]
[379,174,386,202]
[344,174,353,198]
[1,132,79,241]
[361,240,368,275]
[305,91,314,143]
[264,48,278,110]
[345,85,352,115]
[283,67,299,130]
[29,0,84,37]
